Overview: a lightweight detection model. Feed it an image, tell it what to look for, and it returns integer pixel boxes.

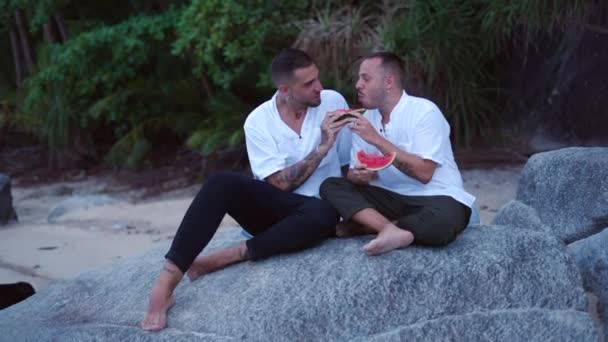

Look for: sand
[0,166,523,291]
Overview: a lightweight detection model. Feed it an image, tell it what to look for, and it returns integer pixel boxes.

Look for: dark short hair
[271,48,315,86]
[363,52,404,82]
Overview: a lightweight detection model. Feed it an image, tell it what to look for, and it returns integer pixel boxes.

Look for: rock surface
[0,226,597,341]
[569,228,608,342]
[516,147,608,243]
[491,200,551,233]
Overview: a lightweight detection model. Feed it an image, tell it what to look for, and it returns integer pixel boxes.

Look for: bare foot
[335,221,375,237]
[140,290,175,331]
[140,262,182,331]
[187,242,248,281]
[363,224,414,256]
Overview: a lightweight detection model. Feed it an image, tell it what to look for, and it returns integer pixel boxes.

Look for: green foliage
[292,2,381,99]
[21,8,193,157]
[293,0,598,146]
[3,0,605,168]
[186,91,250,156]
[173,0,306,90]
[383,0,496,145]
[383,0,594,145]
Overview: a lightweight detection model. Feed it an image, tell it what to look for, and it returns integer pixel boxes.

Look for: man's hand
[347,163,377,185]
[350,116,382,146]
[265,110,356,192]
[320,110,356,153]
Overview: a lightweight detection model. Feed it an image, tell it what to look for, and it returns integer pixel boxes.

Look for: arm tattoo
[392,158,416,177]
[266,148,326,192]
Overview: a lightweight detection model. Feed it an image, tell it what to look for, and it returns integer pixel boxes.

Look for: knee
[203,171,246,194]
[320,177,348,200]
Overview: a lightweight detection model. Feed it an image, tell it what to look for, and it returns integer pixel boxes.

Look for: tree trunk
[9,29,23,87]
[54,14,69,42]
[43,22,58,43]
[14,9,35,76]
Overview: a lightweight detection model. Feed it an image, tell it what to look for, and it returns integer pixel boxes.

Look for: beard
[293,92,321,108]
[358,89,383,109]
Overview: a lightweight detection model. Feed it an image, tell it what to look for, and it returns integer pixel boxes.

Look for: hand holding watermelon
[320,109,355,153]
[350,116,383,146]
[349,163,377,185]
[331,108,365,123]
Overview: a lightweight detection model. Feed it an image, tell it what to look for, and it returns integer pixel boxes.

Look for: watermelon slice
[356,150,397,171]
[333,108,365,122]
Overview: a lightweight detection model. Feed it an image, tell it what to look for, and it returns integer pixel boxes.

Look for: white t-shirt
[350,91,475,207]
[244,89,351,198]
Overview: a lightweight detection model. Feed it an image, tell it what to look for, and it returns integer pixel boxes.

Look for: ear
[277,84,290,95]
[385,74,395,92]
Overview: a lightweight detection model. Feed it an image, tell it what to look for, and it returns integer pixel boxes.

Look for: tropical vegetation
[0,0,605,167]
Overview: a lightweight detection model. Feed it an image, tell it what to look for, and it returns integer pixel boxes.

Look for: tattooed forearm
[392,154,435,184]
[266,147,327,192]
[392,158,415,177]
[374,139,434,183]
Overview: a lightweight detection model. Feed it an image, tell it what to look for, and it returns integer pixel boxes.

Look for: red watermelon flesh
[356,150,397,171]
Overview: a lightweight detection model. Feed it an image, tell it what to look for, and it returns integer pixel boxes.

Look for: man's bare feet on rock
[140,294,174,331]
[187,242,248,281]
[363,224,414,256]
[140,262,182,331]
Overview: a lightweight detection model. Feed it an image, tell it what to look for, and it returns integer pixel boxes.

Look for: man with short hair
[320,52,475,256]
[140,48,354,331]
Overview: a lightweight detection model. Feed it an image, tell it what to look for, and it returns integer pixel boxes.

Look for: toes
[363,240,379,255]
[140,319,163,332]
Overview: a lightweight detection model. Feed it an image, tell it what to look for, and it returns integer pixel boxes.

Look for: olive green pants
[320,177,471,246]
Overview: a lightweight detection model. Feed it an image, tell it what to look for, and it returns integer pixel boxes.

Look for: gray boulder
[0,173,18,225]
[516,147,608,243]
[491,200,551,233]
[0,226,597,341]
[47,195,120,223]
[569,228,608,342]
[356,309,597,342]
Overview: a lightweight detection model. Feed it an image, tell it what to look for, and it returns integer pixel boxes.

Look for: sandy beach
[0,165,523,291]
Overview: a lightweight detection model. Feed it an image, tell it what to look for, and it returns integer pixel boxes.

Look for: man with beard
[321,52,475,256]
[140,48,355,331]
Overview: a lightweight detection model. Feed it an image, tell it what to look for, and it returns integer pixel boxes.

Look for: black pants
[165,172,339,273]
[320,177,471,246]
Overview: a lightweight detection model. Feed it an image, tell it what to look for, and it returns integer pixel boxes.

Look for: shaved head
[271,48,315,86]
[362,52,404,86]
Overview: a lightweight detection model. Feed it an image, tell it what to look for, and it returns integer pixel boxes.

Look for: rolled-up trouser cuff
[164,250,191,274]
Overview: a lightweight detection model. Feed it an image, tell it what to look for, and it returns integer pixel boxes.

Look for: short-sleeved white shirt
[244,89,351,198]
[350,91,475,207]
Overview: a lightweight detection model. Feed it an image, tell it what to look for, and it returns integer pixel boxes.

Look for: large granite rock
[493,147,608,340]
[491,200,551,233]
[0,226,597,341]
[516,147,608,243]
[569,228,608,342]
[356,309,596,342]
[0,173,18,225]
